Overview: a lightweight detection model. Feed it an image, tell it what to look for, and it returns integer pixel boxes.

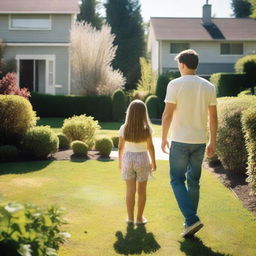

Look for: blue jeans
[169,141,206,227]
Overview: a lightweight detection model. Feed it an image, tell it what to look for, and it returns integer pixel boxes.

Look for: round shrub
[22,126,59,159]
[71,140,88,156]
[131,90,150,102]
[0,95,37,145]
[0,145,19,161]
[111,136,119,148]
[95,137,113,157]
[216,96,256,172]
[145,95,160,119]
[57,133,70,150]
[62,115,100,149]
[112,89,126,121]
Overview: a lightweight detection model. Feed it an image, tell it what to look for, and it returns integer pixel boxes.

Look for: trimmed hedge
[155,72,179,116]
[145,95,160,119]
[57,133,70,150]
[0,145,19,161]
[216,96,256,172]
[210,73,246,97]
[30,93,112,121]
[112,89,126,121]
[235,55,256,94]
[242,107,256,192]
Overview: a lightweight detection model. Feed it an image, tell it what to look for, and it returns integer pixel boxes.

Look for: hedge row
[30,93,112,122]
[210,73,246,97]
[215,95,256,192]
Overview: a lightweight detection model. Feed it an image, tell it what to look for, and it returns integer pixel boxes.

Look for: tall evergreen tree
[231,0,252,17]
[77,0,102,30]
[105,0,145,90]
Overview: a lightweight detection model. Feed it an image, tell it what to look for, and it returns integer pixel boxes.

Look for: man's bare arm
[161,103,176,153]
[207,105,218,157]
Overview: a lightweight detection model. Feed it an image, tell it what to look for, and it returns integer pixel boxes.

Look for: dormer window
[9,15,51,30]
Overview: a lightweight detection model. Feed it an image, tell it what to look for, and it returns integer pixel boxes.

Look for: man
[161,49,218,237]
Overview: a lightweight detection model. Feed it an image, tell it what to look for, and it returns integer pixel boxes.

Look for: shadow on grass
[113,224,160,255]
[179,236,232,256]
[0,160,52,175]
[70,154,89,163]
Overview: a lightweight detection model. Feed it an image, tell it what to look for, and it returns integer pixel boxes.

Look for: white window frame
[220,43,244,56]
[9,15,52,31]
[15,54,56,95]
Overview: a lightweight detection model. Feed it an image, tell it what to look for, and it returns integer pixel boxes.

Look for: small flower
[60,231,71,238]
[46,247,57,256]
[18,244,32,256]
[4,203,24,213]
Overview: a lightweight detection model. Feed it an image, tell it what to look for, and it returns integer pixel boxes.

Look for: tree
[105,0,145,90]
[249,0,256,17]
[231,0,252,17]
[77,0,102,30]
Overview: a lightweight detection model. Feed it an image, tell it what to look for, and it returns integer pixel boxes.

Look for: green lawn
[37,118,162,138]
[0,160,256,256]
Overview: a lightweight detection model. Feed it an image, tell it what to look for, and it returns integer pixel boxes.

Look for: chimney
[202,2,212,24]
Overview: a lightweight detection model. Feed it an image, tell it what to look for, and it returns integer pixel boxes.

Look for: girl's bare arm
[118,137,125,169]
[147,135,157,171]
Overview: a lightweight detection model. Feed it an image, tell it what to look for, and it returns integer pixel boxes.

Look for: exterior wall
[4,45,70,95]
[148,25,159,73]
[0,14,72,43]
[160,40,256,75]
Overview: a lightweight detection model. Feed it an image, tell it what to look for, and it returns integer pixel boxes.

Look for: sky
[139,0,233,21]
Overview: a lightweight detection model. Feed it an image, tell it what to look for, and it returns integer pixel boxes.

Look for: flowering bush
[0,202,70,256]
[62,115,100,149]
[0,73,30,99]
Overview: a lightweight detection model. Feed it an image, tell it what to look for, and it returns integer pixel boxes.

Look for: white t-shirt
[118,124,152,152]
[164,75,217,144]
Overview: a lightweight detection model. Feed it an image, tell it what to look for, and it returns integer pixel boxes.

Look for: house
[148,3,256,76]
[0,0,79,95]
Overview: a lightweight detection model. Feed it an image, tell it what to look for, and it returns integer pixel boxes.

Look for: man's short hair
[175,49,199,70]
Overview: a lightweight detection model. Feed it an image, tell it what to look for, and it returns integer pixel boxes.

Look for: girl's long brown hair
[124,100,152,143]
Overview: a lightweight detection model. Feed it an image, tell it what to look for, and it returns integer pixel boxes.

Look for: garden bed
[205,162,256,215]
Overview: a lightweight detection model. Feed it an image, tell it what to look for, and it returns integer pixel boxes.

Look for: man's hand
[206,142,216,158]
[161,139,170,154]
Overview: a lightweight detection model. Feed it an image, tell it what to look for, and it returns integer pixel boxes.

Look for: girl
[118,99,157,225]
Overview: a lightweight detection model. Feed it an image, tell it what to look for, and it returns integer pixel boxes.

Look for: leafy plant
[0,202,70,256]
[57,133,70,150]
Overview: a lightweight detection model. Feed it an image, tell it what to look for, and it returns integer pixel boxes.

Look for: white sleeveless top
[118,124,152,152]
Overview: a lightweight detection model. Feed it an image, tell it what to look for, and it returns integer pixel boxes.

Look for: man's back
[165,75,216,143]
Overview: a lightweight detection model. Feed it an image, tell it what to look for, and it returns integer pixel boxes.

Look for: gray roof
[150,17,256,41]
[0,0,79,14]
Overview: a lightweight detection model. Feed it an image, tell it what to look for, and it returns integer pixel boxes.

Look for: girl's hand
[151,162,157,171]
[118,162,122,170]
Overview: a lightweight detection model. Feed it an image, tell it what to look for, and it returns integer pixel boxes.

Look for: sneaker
[181,221,203,238]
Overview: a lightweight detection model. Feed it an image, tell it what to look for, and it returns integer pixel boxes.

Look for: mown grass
[37,118,162,138]
[0,160,256,256]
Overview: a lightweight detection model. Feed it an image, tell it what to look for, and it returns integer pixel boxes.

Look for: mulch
[204,161,256,215]
[54,149,256,215]
[52,149,116,162]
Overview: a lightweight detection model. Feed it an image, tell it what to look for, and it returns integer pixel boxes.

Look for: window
[10,15,51,30]
[220,43,243,55]
[170,43,190,54]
